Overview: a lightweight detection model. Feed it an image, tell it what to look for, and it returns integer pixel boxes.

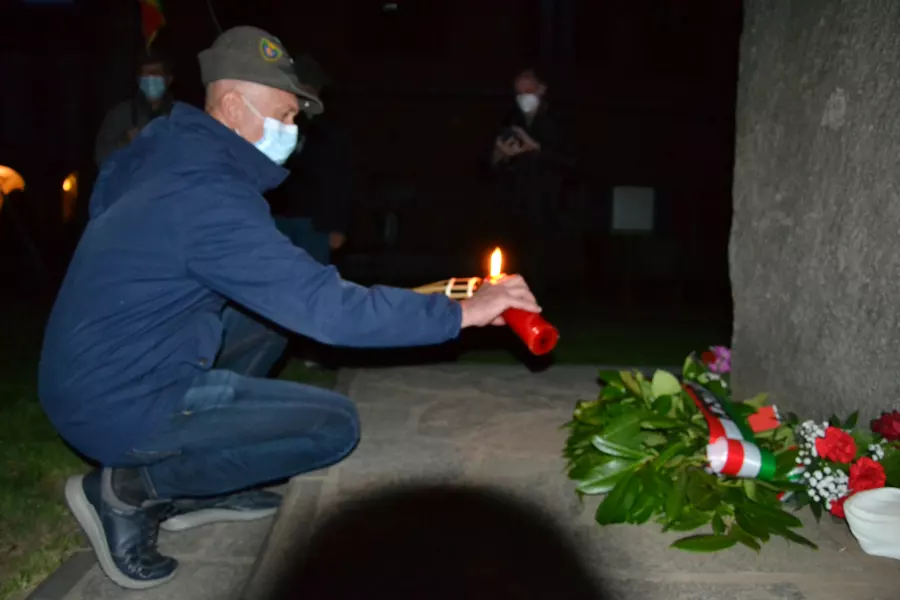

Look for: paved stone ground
[36,364,900,599]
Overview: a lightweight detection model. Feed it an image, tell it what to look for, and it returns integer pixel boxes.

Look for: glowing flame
[489,247,503,279]
[62,176,74,192]
[0,165,25,196]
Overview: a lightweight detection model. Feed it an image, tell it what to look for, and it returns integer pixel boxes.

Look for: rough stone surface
[730,1,900,422]
[242,365,900,600]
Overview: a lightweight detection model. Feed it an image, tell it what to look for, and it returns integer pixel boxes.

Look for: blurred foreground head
[270,484,607,600]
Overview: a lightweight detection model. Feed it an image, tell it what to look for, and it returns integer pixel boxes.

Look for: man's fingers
[507,297,542,314]
[493,274,524,286]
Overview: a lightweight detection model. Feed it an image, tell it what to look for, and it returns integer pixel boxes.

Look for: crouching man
[38,26,541,590]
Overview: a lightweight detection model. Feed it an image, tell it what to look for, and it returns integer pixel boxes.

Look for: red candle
[488,248,559,356]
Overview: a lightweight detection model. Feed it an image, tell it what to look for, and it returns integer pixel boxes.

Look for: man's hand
[126,127,141,142]
[512,126,541,152]
[494,136,526,158]
[329,232,347,250]
[459,275,541,328]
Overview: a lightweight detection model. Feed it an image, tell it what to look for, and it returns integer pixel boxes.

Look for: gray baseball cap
[198,26,323,115]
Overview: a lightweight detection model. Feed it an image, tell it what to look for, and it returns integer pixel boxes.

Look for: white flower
[803,458,812,465]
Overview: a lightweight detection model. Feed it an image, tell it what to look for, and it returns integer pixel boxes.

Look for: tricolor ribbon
[683,382,777,481]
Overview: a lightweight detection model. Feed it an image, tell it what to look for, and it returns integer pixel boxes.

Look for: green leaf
[640,416,684,430]
[743,501,803,528]
[828,414,841,427]
[809,500,823,522]
[728,524,762,552]
[636,432,669,447]
[880,451,900,487]
[742,393,769,410]
[843,410,859,430]
[598,369,624,387]
[591,435,649,460]
[772,526,818,550]
[653,395,673,416]
[742,480,758,502]
[655,441,692,467]
[686,471,725,512]
[667,509,713,532]
[600,412,646,445]
[620,371,642,396]
[671,534,738,553]
[628,473,661,525]
[711,513,726,536]
[775,448,801,476]
[734,512,770,542]
[651,370,682,398]
[595,472,639,525]
[574,457,640,495]
[665,472,687,521]
[600,385,628,401]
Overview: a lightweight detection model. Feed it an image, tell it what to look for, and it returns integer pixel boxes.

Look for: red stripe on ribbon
[722,439,746,476]
[684,384,727,441]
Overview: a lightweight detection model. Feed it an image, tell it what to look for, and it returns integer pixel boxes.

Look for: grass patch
[0,310,86,600]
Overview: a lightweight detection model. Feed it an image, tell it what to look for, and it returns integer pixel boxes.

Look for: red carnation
[849,456,886,492]
[815,427,857,464]
[830,494,850,519]
[701,351,716,367]
[871,411,900,442]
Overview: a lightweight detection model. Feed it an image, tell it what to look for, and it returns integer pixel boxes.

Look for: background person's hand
[494,136,525,158]
[459,275,541,328]
[329,232,347,250]
[511,126,540,152]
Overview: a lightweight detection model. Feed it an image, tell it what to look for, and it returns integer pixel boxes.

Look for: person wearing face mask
[94,51,174,167]
[490,68,574,298]
[38,26,541,591]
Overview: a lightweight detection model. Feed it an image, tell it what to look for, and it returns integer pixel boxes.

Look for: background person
[94,50,175,167]
[491,67,574,298]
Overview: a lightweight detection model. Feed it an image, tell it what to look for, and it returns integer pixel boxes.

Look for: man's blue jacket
[38,103,461,464]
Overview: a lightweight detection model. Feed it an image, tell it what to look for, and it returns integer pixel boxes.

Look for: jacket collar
[168,102,289,193]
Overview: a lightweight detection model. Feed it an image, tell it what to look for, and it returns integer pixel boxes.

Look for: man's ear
[220,91,244,128]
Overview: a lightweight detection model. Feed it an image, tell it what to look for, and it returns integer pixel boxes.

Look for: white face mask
[241,96,299,165]
[516,93,540,114]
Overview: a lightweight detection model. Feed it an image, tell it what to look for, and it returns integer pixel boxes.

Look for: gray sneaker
[65,470,178,589]
[160,489,282,532]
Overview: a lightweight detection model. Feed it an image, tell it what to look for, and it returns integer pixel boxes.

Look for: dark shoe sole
[160,506,278,532]
[65,475,177,590]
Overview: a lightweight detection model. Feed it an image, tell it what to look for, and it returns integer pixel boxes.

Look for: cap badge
[259,38,283,62]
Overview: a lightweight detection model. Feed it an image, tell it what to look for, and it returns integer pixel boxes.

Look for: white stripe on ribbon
[737,443,762,478]
[721,419,744,440]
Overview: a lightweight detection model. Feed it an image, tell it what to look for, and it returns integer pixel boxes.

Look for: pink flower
[708,346,731,374]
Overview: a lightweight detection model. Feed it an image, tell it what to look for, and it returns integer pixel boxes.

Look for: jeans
[274,217,331,265]
[128,306,360,499]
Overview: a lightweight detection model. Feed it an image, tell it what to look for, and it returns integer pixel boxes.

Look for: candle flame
[489,247,503,279]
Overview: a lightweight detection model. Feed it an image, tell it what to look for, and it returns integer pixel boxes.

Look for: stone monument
[731,0,900,422]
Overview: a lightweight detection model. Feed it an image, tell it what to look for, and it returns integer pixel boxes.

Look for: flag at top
[139,0,165,50]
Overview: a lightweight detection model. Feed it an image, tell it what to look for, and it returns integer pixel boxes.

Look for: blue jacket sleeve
[178,186,462,348]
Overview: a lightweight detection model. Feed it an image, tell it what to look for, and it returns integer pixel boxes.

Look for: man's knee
[327,396,361,461]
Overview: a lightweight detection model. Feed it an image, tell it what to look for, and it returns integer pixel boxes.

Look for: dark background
[1,0,740,319]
